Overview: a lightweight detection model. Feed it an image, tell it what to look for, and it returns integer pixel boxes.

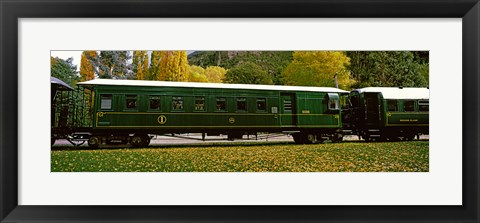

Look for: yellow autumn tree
[80,51,96,81]
[204,66,226,83]
[283,51,355,89]
[158,51,188,81]
[187,65,208,82]
[133,51,149,80]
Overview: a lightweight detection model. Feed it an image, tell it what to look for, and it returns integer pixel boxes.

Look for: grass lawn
[51,141,429,172]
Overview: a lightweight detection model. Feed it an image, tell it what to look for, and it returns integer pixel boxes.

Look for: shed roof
[78,79,348,93]
[51,76,74,91]
[353,87,429,100]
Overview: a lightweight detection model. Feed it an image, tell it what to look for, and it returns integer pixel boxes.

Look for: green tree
[347,51,428,88]
[132,51,149,80]
[188,51,219,67]
[51,56,79,86]
[224,62,273,85]
[159,51,188,81]
[283,51,354,89]
[188,51,292,85]
[149,51,161,80]
[51,56,92,126]
[80,51,96,81]
[93,51,132,79]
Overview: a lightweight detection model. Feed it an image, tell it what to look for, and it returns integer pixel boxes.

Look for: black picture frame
[1,0,479,222]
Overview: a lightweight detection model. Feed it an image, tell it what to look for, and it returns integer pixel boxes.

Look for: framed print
[1,0,479,222]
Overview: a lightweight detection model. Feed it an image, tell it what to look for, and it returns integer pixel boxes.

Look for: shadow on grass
[51,138,428,151]
[51,140,296,151]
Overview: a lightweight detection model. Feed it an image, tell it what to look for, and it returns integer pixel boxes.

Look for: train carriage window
[387,100,398,112]
[419,100,429,111]
[329,100,339,110]
[216,97,226,111]
[100,94,112,110]
[149,96,160,110]
[172,96,184,111]
[236,97,247,111]
[326,93,340,110]
[404,100,415,112]
[195,97,205,111]
[126,95,137,109]
[256,98,266,112]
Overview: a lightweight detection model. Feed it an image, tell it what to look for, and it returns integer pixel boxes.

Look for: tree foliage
[224,62,273,85]
[204,66,227,83]
[283,51,354,89]
[347,51,429,88]
[187,65,209,82]
[51,56,79,86]
[159,51,188,81]
[186,65,227,83]
[149,51,161,80]
[80,51,96,81]
[132,51,149,80]
[188,51,292,85]
[90,51,132,79]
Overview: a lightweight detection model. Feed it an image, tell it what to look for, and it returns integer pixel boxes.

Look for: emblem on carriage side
[157,115,167,124]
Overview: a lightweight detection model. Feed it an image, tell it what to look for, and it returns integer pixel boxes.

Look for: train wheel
[141,135,150,147]
[364,136,373,142]
[332,133,343,143]
[306,133,322,144]
[292,133,305,144]
[131,136,143,147]
[88,136,100,148]
[404,135,415,141]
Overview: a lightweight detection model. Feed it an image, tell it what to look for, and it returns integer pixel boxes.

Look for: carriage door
[365,92,381,127]
[280,93,296,126]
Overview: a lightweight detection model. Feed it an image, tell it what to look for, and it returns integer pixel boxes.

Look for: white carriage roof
[78,79,348,93]
[354,87,429,100]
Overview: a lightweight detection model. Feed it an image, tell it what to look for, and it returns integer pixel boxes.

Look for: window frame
[125,94,138,110]
[148,95,161,111]
[236,97,247,112]
[99,94,113,111]
[403,100,415,112]
[194,96,206,112]
[215,97,227,112]
[326,93,340,111]
[256,98,267,112]
[172,96,184,111]
[386,100,398,112]
[418,100,429,112]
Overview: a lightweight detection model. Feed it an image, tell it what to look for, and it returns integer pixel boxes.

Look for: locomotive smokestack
[334,73,338,88]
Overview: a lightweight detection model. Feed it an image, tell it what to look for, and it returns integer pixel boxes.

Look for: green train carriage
[344,87,429,141]
[77,79,348,147]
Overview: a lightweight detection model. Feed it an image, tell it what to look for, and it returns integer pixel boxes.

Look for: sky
[50,50,195,72]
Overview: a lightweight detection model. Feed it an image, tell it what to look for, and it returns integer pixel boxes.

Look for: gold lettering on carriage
[400,119,418,122]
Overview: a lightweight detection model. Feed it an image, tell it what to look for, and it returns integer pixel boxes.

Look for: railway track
[52,133,429,148]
